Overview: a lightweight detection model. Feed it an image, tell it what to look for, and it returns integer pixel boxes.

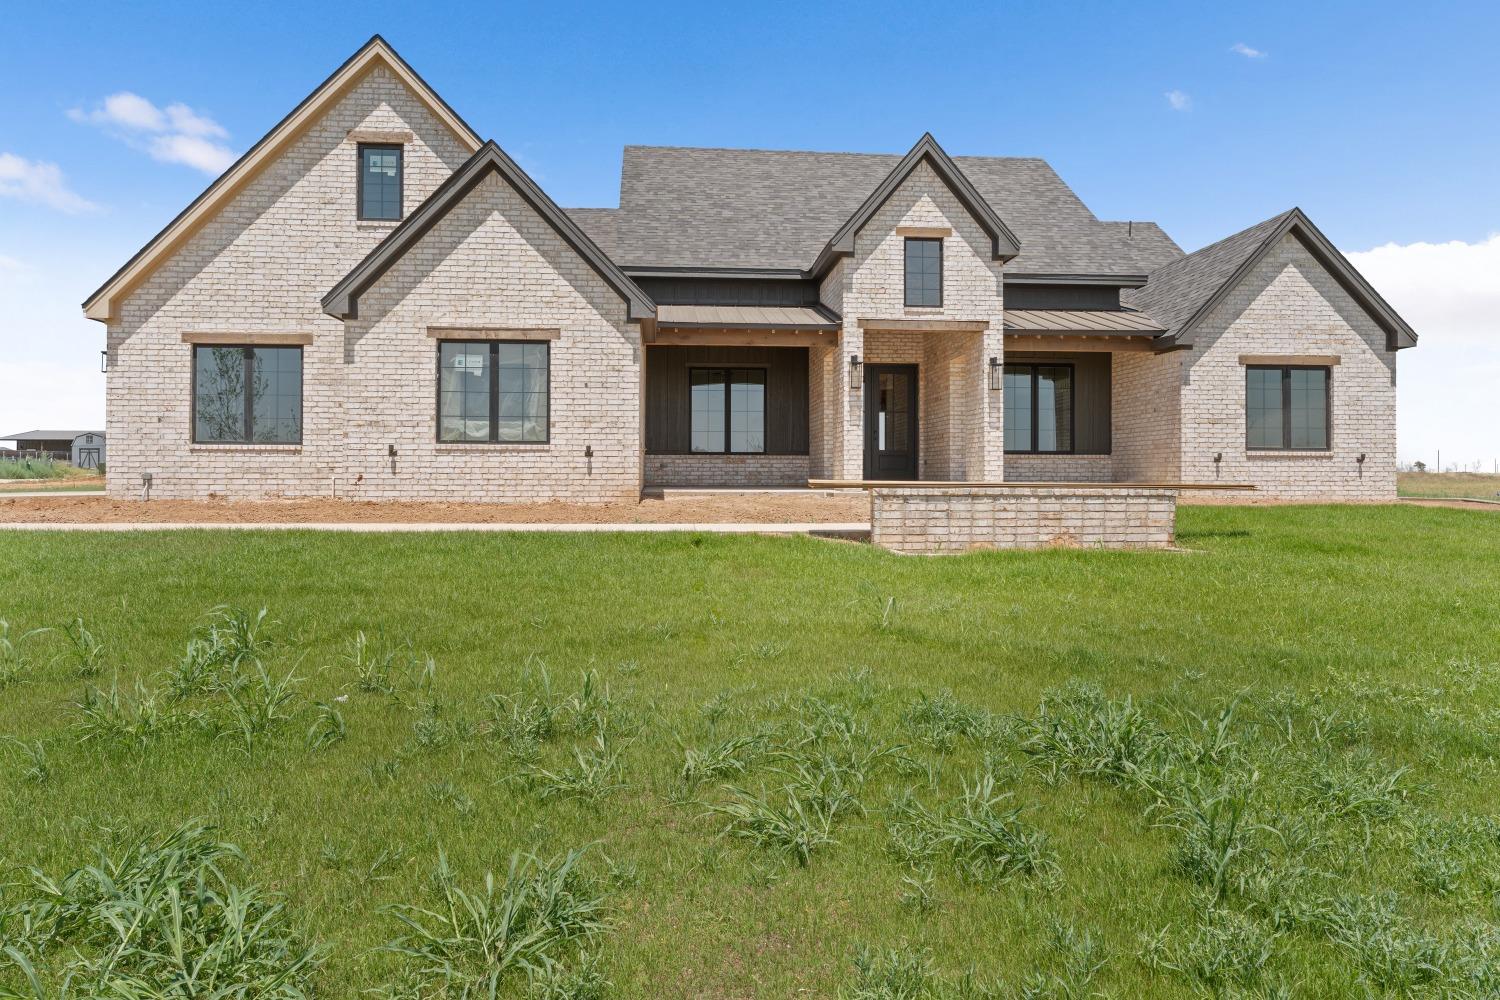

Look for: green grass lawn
[0,458,93,481]
[2,505,1499,998]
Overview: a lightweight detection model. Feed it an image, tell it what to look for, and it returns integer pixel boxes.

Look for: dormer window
[358,144,403,220]
[904,237,942,307]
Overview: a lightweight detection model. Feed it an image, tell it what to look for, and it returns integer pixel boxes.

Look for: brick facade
[105,68,472,499]
[644,454,810,488]
[99,55,1401,504]
[1178,234,1397,500]
[819,161,1005,483]
[871,486,1177,553]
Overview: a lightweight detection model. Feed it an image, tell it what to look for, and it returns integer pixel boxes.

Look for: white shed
[70,432,105,469]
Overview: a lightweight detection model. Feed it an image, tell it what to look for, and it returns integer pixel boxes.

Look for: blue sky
[2,0,1497,466]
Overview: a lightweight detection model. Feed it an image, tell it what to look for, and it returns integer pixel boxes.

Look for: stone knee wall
[644,454,810,487]
[871,487,1177,553]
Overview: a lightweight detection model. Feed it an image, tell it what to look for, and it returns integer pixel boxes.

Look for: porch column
[976,324,1005,480]
[834,324,864,480]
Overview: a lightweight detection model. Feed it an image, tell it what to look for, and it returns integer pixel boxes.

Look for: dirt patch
[1397,498,1500,513]
[0,492,871,525]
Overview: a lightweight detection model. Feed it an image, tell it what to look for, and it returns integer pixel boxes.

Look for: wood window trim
[1003,362,1076,455]
[1245,364,1332,452]
[190,344,304,446]
[896,226,952,238]
[689,366,767,455]
[357,143,404,222]
[426,326,560,341]
[1239,354,1340,367]
[182,332,313,346]
[435,339,551,445]
[347,128,414,144]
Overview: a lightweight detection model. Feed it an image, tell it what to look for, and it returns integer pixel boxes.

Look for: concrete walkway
[0,520,871,534]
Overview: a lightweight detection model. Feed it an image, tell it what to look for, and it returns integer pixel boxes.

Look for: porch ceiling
[1003,308,1164,335]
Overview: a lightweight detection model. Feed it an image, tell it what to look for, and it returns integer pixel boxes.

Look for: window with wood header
[438,341,549,443]
[358,144,403,220]
[1003,363,1074,453]
[690,368,765,453]
[1246,365,1329,450]
[904,237,943,307]
[192,346,303,444]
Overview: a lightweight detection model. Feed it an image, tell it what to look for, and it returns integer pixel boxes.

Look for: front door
[864,364,918,479]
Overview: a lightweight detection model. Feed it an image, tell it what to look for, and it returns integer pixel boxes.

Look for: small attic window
[358,144,403,221]
[904,237,942,307]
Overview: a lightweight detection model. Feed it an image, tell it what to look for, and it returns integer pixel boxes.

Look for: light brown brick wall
[1113,350,1183,482]
[644,454,810,487]
[871,486,1177,553]
[1004,454,1116,482]
[1180,233,1397,499]
[827,161,1005,481]
[105,68,473,499]
[343,172,641,502]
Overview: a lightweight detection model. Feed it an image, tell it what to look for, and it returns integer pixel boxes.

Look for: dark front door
[864,364,918,479]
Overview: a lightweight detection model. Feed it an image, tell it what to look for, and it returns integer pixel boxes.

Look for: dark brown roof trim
[621,266,808,281]
[810,133,1022,278]
[324,141,656,323]
[1006,273,1149,288]
[84,35,482,315]
[1159,207,1418,352]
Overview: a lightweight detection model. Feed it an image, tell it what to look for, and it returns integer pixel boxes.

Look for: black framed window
[358,144,403,221]
[904,237,943,307]
[1246,365,1329,450]
[690,368,765,454]
[1003,363,1073,453]
[438,340,549,443]
[192,345,303,444]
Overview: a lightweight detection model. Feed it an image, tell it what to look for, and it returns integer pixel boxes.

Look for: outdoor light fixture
[99,349,109,373]
[849,353,862,387]
[988,356,1002,390]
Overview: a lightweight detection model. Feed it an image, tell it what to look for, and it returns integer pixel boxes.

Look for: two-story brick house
[85,37,1417,503]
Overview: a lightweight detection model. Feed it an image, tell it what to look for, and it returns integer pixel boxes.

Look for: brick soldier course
[85,36,1417,513]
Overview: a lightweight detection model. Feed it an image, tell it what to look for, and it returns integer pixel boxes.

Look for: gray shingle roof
[570,145,1172,277]
[1101,221,1184,273]
[1123,210,1295,340]
[2,430,104,441]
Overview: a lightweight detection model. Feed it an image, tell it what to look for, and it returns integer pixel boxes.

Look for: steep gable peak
[83,35,482,322]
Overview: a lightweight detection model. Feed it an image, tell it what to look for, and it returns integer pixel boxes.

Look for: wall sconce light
[988,356,1002,390]
[849,353,862,386]
[99,349,110,373]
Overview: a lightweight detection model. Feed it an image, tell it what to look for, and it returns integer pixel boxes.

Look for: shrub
[0,820,320,996]
[380,848,607,992]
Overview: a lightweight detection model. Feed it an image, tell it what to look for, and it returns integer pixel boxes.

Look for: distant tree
[1413,461,1427,473]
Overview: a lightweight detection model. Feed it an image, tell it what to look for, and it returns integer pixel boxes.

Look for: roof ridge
[622,143,1047,163]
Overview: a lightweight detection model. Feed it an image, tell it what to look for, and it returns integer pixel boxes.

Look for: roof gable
[83,36,483,322]
[611,146,1151,277]
[323,142,655,324]
[1131,208,1418,352]
[810,133,1021,275]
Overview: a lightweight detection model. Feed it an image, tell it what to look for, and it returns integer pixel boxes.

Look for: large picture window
[1003,363,1073,453]
[358,144,403,221]
[904,237,943,307]
[192,345,303,444]
[438,340,549,443]
[690,368,765,453]
[1246,365,1329,450]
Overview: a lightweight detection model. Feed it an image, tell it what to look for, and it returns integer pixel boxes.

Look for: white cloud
[1344,234,1500,469]
[1165,90,1193,112]
[0,153,98,213]
[1231,42,1267,59]
[68,91,234,175]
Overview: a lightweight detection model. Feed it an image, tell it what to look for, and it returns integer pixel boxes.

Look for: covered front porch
[641,305,1176,489]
